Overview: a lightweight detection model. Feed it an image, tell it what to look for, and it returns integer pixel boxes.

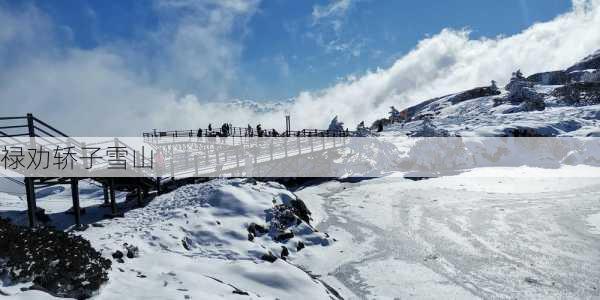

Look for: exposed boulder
[124,244,139,259]
[296,241,305,252]
[274,231,295,242]
[449,86,501,104]
[280,246,289,260]
[111,250,124,259]
[247,223,268,237]
[261,252,277,263]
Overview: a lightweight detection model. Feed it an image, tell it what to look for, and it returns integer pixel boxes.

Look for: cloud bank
[0,0,599,135]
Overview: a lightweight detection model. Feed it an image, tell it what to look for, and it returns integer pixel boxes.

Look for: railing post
[103,184,109,205]
[109,178,117,216]
[136,186,143,207]
[71,178,81,227]
[25,113,37,227]
[25,177,36,227]
[155,177,161,195]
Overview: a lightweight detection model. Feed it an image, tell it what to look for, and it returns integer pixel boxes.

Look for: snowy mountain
[377,50,600,137]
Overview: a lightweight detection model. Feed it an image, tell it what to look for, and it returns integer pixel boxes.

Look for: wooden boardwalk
[1,114,354,228]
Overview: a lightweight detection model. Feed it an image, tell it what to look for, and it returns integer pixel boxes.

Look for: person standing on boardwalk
[256,124,262,137]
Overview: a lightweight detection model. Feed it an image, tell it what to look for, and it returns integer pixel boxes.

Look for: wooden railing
[143,127,356,139]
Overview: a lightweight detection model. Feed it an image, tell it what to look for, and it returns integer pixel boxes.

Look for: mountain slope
[380,50,600,137]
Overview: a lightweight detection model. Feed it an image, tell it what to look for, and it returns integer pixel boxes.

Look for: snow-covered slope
[0,179,340,299]
[380,51,600,137]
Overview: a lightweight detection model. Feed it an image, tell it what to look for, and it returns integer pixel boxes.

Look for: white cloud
[286,0,600,129]
[0,0,599,136]
[311,0,354,25]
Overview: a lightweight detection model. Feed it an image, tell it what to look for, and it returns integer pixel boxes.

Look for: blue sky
[4,0,572,100]
[3,0,599,135]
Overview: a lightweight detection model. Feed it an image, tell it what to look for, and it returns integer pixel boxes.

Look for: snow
[296,174,600,299]
[587,213,600,235]
[0,179,336,299]
[2,172,600,299]
[382,81,600,137]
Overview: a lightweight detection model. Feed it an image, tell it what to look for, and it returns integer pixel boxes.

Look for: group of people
[195,123,281,137]
[196,123,233,137]
[246,124,279,137]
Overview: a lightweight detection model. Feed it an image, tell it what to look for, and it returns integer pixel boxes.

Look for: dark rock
[290,199,312,224]
[91,223,104,228]
[261,252,277,263]
[116,258,124,264]
[567,50,600,72]
[501,126,559,137]
[280,246,289,260]
[449,86,501,104]
[182,239,190,251]
[296,241,305,252]
[424,253,439,261]
[526,70,569,85]
[247,223,268,236]
[0,218,111,299]
[247,233,254,241]
[124,244,139,259]
[553,82,600,106]
[275,231,294,242]
[232,290,249,296]
[112,250,124,259]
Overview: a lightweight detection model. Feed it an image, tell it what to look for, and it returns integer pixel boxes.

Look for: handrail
[143,127,357,138]
[0,116,27,121]
[0,125,28,130]
[33,117,70,138]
